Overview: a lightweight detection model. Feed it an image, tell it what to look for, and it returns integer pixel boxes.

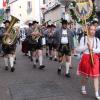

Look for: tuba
[2,16,19,45]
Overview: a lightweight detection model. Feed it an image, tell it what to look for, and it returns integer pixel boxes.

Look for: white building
[10,0,41,23]
[43,0,71,26]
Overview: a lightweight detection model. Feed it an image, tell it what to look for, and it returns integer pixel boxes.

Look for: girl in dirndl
[77,24,100,100]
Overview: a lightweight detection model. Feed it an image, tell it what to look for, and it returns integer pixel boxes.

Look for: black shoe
[74,54,78,57]
[33,64,36,68]
[70,66,73,69]
[57,69,61,75]
[49,57,52,60]
[54,58,57,61]
[65,73,71,78]
[11,67,15,72]
[30,58,33,62]
[25,53,28,56]
[14,61,16,64]
[5,66,9,71]
[39,65,45,70]
[46,53,48,57]
[28,56,31,58]
[36,59,38,63]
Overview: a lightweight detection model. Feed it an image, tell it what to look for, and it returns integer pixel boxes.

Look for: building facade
[95,0,100,22]
[42,0,66,26]
[10,0,41,23]
[43,0,100,25]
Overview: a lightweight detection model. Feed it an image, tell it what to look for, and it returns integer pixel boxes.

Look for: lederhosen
[30,28,45,52]
[58,30,71,57]
[52,31,58,50]
[47,34,54,51]
[37,36,46,50]
[2,28,17,55]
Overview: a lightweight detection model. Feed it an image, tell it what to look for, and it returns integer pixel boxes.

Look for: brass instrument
[3,16,19,45]
[32,25,41,41]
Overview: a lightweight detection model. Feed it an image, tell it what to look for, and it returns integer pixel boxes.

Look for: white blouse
[78,36,100,54]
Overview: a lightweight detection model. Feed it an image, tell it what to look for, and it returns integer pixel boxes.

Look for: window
[27,1,32,14]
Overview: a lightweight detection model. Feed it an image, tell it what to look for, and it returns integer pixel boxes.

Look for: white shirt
[42,37,46,45]
[78,36,100,54]
[61,29,68,44]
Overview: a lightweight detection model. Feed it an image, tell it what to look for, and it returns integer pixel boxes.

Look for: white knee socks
[95,91,100,97]
[82,86,86,91]
[33,57,36,65]
[9,56,14,68]
[39,55,43,66]
[4,57,8,67]
[65,62,70,74]
[28,51,31,57]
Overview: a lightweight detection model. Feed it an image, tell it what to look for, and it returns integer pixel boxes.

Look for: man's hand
[4,32,10,36]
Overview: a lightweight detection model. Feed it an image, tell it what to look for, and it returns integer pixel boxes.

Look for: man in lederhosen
[23,22,33,60]
[31,21,46,69]
[2,20,16,72]
[45,25,54,60]
[54,19,74,78]
[51,24,58,61]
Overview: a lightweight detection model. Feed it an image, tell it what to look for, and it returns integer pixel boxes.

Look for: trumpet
[32,33,42,41]
[31,25,42,40]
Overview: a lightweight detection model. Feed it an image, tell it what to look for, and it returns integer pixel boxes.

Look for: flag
[3,0,7,8]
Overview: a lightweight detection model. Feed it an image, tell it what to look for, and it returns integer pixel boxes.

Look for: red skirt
[77,53,100,77]
[96,54,100,59]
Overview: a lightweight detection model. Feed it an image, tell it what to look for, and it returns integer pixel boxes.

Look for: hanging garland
[69,1,96,25]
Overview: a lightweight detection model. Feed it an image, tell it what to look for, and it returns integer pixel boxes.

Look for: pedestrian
[2,20,17,72]
[54,19,74,78]
[31,21,46,69]
[77,24,100,100]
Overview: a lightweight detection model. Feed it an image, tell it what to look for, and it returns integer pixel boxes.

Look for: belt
[61,44,69,46]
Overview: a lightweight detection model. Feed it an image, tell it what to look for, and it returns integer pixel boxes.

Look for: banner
[0,0,8,9]
[9,0,17,4]
[3,0,7,8]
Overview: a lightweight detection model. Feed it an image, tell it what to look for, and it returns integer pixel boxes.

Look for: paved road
[0,44,97,100]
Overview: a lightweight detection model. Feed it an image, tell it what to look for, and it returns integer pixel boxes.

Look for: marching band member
[31,21,45,69]
[2,20,16,72]
[46,25,54,60]
[77,24,100,100]
[54,19,74,78]
[26,22,33,60]
[51,24,58,61]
